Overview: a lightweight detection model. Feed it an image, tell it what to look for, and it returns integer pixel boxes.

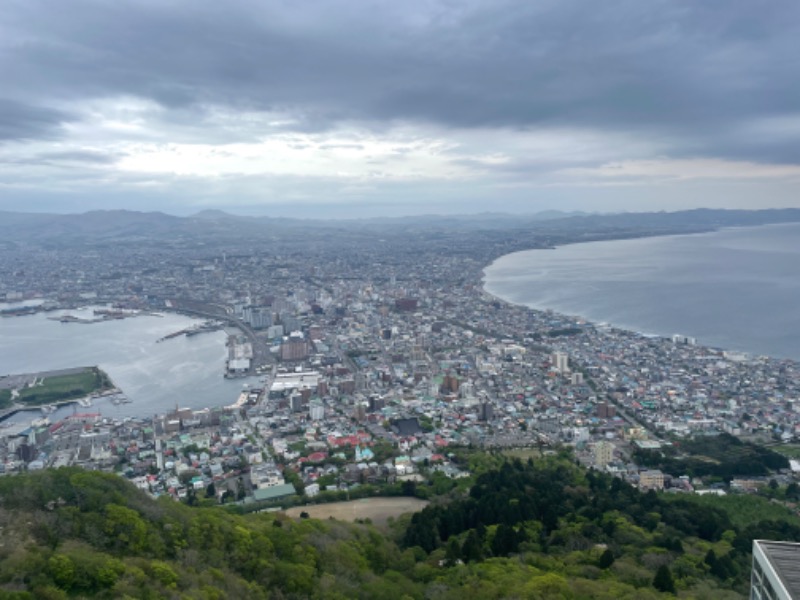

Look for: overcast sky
[1,0,799,217]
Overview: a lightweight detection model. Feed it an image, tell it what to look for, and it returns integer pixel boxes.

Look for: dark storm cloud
[2,0,799,161]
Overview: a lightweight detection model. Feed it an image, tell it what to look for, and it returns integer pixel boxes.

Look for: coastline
[0,310,254,422]
[0,366,121,423]
[480,222,800,365]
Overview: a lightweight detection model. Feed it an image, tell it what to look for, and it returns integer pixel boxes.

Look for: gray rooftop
[252,482,297,502]
[757,540,800,599]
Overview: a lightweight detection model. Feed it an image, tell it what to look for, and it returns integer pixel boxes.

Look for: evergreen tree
[704,549,717,568]
[598,548,614,569]
[491,523,517,557]
[653,564,676,594]
[787,482,800,499]
[445,537,461,566]
[668,537,684,554]
[461,530,483,563]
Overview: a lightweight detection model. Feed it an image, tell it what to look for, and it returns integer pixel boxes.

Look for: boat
[110,394,132,406]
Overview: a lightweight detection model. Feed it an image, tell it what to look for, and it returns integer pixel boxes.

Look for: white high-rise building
[309,402,324,421]
[552,351,569,373]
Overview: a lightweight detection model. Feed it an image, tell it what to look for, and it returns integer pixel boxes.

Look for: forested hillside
[0,457,799,598]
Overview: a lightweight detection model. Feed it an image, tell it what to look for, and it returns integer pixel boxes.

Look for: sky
[1,0,799,218]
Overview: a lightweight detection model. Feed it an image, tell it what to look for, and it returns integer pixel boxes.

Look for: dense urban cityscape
[2,213,799,512]
[4,0,800,595]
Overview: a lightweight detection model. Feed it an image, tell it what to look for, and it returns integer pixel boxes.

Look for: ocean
[483,223,800,361]
[0,306,259,422]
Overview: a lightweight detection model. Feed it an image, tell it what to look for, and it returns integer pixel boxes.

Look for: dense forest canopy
[0,456,799,598]
[633,433,789,480]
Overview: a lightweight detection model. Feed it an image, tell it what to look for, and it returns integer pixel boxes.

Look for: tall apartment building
[551,351,569,373]
[593,441,615,468]
[638,469,665,491]
[280,337,309,362]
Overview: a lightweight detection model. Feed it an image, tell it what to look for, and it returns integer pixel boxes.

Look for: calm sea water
[0,307,259,422]
[484,223,800,361]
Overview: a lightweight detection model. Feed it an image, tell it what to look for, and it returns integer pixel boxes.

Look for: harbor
[156,320,223,343]
[48,308,162,325]
[0,309,259,420]
[1,392,127,423]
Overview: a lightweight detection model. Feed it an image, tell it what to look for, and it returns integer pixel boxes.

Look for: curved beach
[483,223,800,362]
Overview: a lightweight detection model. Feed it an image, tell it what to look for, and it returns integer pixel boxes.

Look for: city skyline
[2,0,800,217]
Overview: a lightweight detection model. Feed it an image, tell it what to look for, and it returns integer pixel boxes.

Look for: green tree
[523,573,570,598]
[149,560,178,588]
[461,530,483,563]
[704,548,717,569]
[491,523,518,557]
[47,554,75,590]
[103,504,148,553]
[445,537,461,566]
[786,482,800,500]
[598,548,615,569]
[653,564,676,594]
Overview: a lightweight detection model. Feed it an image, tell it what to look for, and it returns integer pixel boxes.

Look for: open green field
[664,492,800,529]
[634,432,788,479]
[284,497,429,527]
[775,444,800,459]
[502,448,543,461]
[0,367,112,409]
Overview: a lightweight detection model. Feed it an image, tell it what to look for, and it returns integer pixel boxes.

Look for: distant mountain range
[1,207,799,246]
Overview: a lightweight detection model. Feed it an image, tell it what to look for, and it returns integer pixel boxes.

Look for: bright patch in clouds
[117,133,469,180]
[562,158,800,183]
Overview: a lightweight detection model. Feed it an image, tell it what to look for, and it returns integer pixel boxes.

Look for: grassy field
[284,497,429,527]
[775,444,800,459]
[0,367,112,409]
[502,448,544,461]
[664,492,800,528]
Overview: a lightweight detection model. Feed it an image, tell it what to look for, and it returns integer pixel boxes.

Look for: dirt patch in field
[284,497,429,527]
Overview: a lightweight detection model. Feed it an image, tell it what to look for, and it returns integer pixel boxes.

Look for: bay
[483,223,800,361]
[0,307,259,422]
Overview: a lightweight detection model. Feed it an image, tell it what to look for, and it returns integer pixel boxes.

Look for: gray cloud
[0,99,71,141]
[3,2,799,151]
[1,0,799,215]
[0,149,121,168]
[38,150,120,164]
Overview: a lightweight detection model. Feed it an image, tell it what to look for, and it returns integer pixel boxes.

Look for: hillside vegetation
[633,434,789,480]
[0,456,799,598]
